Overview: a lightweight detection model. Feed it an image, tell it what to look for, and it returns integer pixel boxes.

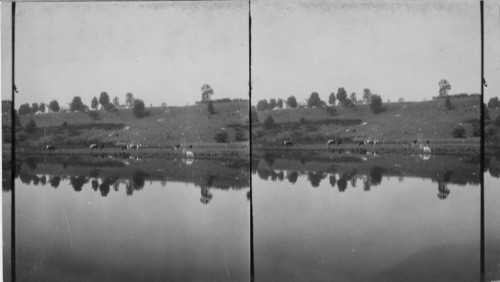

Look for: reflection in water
[254,156,480,281]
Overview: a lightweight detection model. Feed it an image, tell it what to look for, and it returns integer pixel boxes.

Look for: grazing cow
[359,140,365,146]
[99,144,105,151]
[411,140,418,146]
[426,140,430,145]
[189,145,193,150]
[90,144,98,150]
[121,145,127,151]
[283,141,293,147]
[336,140,342,146]
[367,140,374,146]
[174,144,181,150]
[45,145,55,151]
[419,144,431,154]
[185,151,194,158]
[129,144,138,150]
[327,139,335,146]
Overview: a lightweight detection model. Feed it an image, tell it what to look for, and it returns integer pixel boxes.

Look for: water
[5,156,250,281]
[253,154,481,281]
[486,166,500,281]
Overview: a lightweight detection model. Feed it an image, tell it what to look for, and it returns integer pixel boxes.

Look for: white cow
[419,144,431,154]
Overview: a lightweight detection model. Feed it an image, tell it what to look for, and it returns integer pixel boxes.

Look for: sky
[1,1,249,107]
[252,0,500,104]
[1,0,500,108]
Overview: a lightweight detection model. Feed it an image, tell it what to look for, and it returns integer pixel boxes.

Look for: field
[14,101,249,149]
[253,97,481,145]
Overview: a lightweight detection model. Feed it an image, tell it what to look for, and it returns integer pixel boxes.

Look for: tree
[328,92,336,106]
[277,99,284,109]
[485,104,490,121]
[99,92,110,108]
[363,88,372,104]
[370,94,385,114]
[31,103,39,114]
[251,106,259,123]
[336,88,348,105]
[49,100,60,112]
[269,99,277,110]
[161,102,167,108]
[439,79,451,97]
[398,97,404,103]
[287,96,298,108]
[26,119,37,133]
[39,103,46,113]
[307,92,323,108]
[133,99,147,118]
[235,130,246,141]
[113,96,120,108]
[70,96,87,112]
[207,101,216,114]
[452,125,466,138]
[263,115,275,129]
[201,84,214,102]
[488,97,499,109]
[256,99,269,111]
[125,92,135,108]
[350,92,357,104]
[19,103,31,116]
[91,97,99,110]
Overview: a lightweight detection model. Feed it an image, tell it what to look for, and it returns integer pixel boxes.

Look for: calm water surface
[253,156,481,282]
[6,157,250,281]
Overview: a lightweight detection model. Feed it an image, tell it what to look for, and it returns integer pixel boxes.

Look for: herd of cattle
[44,143,196,157]
[281,138,432,153]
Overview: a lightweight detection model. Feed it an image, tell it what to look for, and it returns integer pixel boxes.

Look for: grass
[15,101,249,148]
[254,97,480,144]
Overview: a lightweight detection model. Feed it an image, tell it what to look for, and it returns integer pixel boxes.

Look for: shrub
[452,125,466,138]
[488,97,499,109]
[326,107,337,116]
[251,107,259,124]
[88,111,100,120]
[287,96,298,108]
[235,130,246,141]
[300,117,306,123]
[214,130,229,143]
[25,119,37,133]
[62,121,68,128]
[256,99,269,111]
[19,103,31,116]
[370,94,385,114]
[133,99,149,118]
[263,115,275,129]
[445,97,455,110]
[207,101,216,115]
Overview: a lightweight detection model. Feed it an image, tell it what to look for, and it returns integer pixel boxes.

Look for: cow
[419,144,431,154]
[90,144,98,150]
[336,140,342,146]
[189,145,193,150]
[358,140,365,146]
[121,145,127,151]
[327,139,335,146]
[45,145,55,151]
[283,141,293,147]
[411,140,418,146]
[174,144,181,150]
[99,144,105,151]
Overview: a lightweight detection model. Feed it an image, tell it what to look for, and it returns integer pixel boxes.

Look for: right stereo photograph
[251,1,499,281]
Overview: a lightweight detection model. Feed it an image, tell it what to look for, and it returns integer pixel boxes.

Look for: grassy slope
[255,97,480,143]
[17,101,249,147]
[486,107,500,147]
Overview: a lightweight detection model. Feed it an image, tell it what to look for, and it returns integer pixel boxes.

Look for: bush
[88,111,100,120]
[63,121,68,128]
[104,103,117,112]
[326,107,337,116]
[235,130,247,141]
[256,99,269,111]
[251,107,259,124]
[133,99,149,118]
[25,119,37,133]
[214,130,229,143]
[370,94,385,114]
[300,117,306,123]
[488,97,499,109]
[472,122,480,137]
[263,115,275,129]
[452,125,466,138]
[307,92,324,108]
[207,101,216,115]
[445,97,455,110]
[496,115,500,127]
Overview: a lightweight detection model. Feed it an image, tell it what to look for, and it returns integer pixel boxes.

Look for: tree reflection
[438,182,450,200]
[308,171,325,188]
[200,186,213,205]
[287,171,298,184]
[50,176,61,188]
[32,175,40,186]
[258,169,270,180]
[40,175,47,186]
[363,178,371,191]
[70,176,89,192]
[246,190,251,201]
[329,175,336,188]
[277,171,284,181]
[251,159,260,174]
[19,173,32,185]
[264,153,275,167]
[337,177,347,192]
[99,177,116,197]
[25,157,38,171]
[132,171,148,190]
[370,167,386,187]
[91,179,99,191]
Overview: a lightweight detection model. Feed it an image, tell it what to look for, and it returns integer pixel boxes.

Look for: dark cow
[358,141,365,146]
[426,140,430,145]
[367,140,375,146]
[45,145,55,151]
[174,144,181,150]
[336,140,342,146]
[189,145,193,150]
[99,144,105,151]
[411,140,418,146]
[283,141,293,147]
[121,145,127,151]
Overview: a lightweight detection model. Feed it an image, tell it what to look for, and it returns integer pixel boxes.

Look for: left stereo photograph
[1,2,251,281]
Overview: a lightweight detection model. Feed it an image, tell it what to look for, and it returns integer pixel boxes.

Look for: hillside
[254,97,480,144]
[16,101,249,148]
